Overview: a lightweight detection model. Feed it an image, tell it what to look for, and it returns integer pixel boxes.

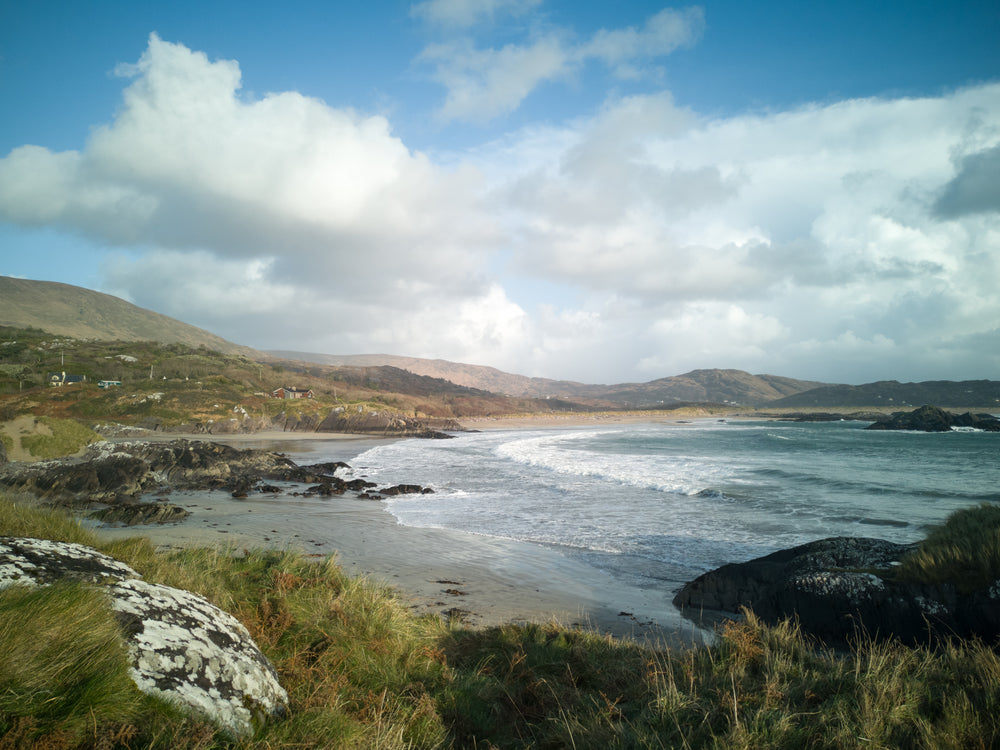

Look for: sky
[1,1,998,386]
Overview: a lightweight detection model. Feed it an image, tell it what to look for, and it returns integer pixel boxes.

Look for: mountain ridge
[4,276,998,409]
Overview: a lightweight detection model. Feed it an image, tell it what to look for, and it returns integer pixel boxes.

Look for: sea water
[331,419,999,596]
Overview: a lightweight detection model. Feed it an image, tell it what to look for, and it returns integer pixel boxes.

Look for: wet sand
[90,433,709,648]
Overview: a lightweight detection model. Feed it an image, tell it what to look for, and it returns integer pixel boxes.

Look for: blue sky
[1,1,998,384]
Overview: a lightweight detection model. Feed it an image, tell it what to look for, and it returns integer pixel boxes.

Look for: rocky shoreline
[0,439,435,526]
[93,407,464,438]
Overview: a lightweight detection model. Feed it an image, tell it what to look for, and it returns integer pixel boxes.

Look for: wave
[493,431,735,496]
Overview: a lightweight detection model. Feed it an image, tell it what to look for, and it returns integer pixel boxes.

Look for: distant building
[271,386,314,399]
[48,372,85,386]
[98,380,122,389]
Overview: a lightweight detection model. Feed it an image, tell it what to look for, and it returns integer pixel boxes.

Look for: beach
[89,432,707,648]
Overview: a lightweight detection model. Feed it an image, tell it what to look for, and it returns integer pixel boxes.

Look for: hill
[0,276,254,356]
[769,380,1000,409]
[270,352,825,407]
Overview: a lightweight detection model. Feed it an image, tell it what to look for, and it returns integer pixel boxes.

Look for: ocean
[328,418,1000,597]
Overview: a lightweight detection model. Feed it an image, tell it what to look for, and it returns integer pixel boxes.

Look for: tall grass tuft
[0,493,100,545]
[896,503,1000,592]
[0,582,141,741]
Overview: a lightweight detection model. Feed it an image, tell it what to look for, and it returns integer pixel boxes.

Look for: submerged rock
[0,537,287,735]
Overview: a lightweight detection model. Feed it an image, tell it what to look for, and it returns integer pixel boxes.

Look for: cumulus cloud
[0,34,496,289]
[933,144,1000,218]
[1,31,999,384]
[417,7,704,123]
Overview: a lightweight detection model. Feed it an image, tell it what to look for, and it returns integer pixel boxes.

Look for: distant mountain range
[3,276,998,410]
[268,351,825,407]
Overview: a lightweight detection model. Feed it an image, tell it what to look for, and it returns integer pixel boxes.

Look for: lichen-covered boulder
[0,537,140,587]
[109,578,287,735]
[0,537,287,735]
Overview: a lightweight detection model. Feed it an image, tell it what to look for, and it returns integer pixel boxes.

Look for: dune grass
[18,415,104,459]
[3,496,1000,748]
[896,502,1000,593]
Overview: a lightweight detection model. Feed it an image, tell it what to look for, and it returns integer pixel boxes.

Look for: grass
[18,415,104,459]
[3,496,1000,748]
[896,503,1000,593]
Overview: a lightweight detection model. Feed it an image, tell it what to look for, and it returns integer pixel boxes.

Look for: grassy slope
[0,326,602,440]
[3,497,1000,749]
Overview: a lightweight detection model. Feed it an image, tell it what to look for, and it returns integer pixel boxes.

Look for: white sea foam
[341,420,998,589]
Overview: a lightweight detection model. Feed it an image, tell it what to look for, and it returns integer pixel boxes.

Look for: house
[271,386,314,399]
[98,380,122,389]
[48,372,86,386]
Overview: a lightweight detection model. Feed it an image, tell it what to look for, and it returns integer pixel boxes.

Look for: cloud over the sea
[0,34,998,383]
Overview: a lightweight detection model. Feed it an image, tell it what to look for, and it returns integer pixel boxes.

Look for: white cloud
[417,7,705,123]
[419,36,573,123]
[410,0,541,27]
[1,31,999,385]
[583,7,705,78]
[0,34,498,290]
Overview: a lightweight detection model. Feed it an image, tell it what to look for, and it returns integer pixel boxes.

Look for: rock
[89,502,191,526]
[110,578,287,736]
[0,537,288,736]
[866,404,1000,432]
[0,439,331,506]
[379,484,428,496]
[671,536,993,646]
[0,537,140,587]
[316,409,460,436]
[0,438,6,465]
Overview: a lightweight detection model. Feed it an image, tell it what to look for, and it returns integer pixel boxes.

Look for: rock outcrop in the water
[0,537,288,735]
[865,404,1000,432]
[673,536,1000,646]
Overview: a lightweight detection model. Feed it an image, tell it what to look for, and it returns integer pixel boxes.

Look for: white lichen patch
[914,595,947,616]
[109,579,288,736]
[792,571,885,604]
[0,537,140,589]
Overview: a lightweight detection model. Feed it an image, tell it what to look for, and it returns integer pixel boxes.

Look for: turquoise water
[339,419,999,595]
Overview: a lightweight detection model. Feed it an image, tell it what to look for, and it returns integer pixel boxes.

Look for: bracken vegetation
[4,496,1000,748]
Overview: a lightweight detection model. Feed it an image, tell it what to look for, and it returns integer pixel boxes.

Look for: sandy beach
[89,431,708,648]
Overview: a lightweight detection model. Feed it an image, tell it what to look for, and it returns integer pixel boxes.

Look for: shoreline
[87,429,708,648]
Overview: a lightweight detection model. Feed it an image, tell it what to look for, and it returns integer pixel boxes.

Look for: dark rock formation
[865,404,1000,432]
[317,407,458,437]
[0,537,287,734]
[0,439,351,505]
[121,407,463,438]
[89,501,191,526]
[673,536,1000,646]
[380,484,433,496]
